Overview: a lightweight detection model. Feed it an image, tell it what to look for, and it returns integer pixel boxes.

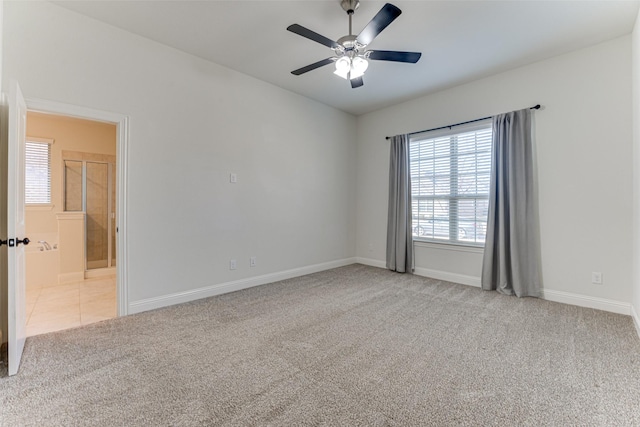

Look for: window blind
[409,121,492,245]
[25,141,51,204]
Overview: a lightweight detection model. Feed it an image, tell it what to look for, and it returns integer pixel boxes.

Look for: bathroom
[24,111,117,336]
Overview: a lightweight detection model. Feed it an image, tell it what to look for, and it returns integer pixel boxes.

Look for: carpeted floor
[1,264,639,426]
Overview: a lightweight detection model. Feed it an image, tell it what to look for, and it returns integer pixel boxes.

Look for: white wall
[357,36,633,311]
[2,1,357,311]
[632,6,640,331]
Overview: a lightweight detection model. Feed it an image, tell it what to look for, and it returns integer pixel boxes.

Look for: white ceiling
[53,0,639,116]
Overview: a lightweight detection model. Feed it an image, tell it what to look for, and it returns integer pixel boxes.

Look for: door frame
[26,98,129,316]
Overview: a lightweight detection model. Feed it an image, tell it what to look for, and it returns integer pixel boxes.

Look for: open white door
[7,81,28,376]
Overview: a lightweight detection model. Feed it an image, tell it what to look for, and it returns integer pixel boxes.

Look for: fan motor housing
[337,35,358,50]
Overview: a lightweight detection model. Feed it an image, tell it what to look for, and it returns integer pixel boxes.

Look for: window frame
[409,120,492,248]
[25,137,54,207]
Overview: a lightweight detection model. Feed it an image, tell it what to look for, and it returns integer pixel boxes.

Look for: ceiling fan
[287,0,421,89]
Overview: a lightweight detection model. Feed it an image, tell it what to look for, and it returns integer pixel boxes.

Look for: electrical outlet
[230,173,237,183]
[591,272,603,285]
[229,259,237,270]
[250,256,257,267]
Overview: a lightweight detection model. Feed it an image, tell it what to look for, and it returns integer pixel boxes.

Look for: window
[410,121,492,246]
[25,139,52,204]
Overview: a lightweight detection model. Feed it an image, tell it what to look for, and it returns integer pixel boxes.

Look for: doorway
[24,112,117,336]
[4,86,129,374]
[18,100,128,336]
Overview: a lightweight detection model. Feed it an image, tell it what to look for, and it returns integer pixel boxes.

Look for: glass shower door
[64,158,115,271]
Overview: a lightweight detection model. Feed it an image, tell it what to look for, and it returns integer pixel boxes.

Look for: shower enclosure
[64,158,116,270]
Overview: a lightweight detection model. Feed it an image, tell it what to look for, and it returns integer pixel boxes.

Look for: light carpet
[1,264,640,426]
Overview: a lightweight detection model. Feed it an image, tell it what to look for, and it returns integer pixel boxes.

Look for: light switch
[230,173,237,183]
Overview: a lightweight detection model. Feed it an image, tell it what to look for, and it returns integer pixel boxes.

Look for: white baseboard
[356,257,481,287]
[85,267,116,279]
[542,289,630,315]
[128,257,358,314]
[413,267,482,288]
[358,257,631,316]
[410,267,630,316]
[414,270,630,315]
[128,256,634,319]
[355,257,386,269]
[58,272,84,284]
[631,304,640,339]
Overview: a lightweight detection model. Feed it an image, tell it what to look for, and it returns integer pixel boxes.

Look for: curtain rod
[385,104,541,140]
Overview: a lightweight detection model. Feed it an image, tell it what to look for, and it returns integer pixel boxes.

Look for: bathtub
[26,244,60,288]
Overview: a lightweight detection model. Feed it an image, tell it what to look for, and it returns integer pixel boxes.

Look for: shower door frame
[65,159,115,271]
[85,160,115,271]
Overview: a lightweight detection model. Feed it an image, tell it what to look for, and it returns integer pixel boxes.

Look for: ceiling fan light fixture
[288,2,421,88]
[334,57,351,79]
[350,56,368,79]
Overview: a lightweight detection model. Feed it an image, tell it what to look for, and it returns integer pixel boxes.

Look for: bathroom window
[25,138,53,205]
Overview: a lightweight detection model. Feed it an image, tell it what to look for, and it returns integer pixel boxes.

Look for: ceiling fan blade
[351,77,364,88]
[356,3,402,46]
[368,50,422,63]
[287,24,340,49]
[291,58,336,76]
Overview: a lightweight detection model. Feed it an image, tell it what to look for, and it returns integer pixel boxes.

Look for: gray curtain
[481,109,541,297]
[386,134,413,273]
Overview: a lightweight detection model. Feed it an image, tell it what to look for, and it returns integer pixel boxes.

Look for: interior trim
[129,257,358,314]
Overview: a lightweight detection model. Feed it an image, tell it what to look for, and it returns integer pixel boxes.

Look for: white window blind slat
[25,141,51,204]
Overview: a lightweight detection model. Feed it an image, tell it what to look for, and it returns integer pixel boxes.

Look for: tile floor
[26,277,116,337]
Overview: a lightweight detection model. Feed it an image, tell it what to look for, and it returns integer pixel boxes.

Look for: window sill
[26,204,54,211]
[413,239,484,254]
